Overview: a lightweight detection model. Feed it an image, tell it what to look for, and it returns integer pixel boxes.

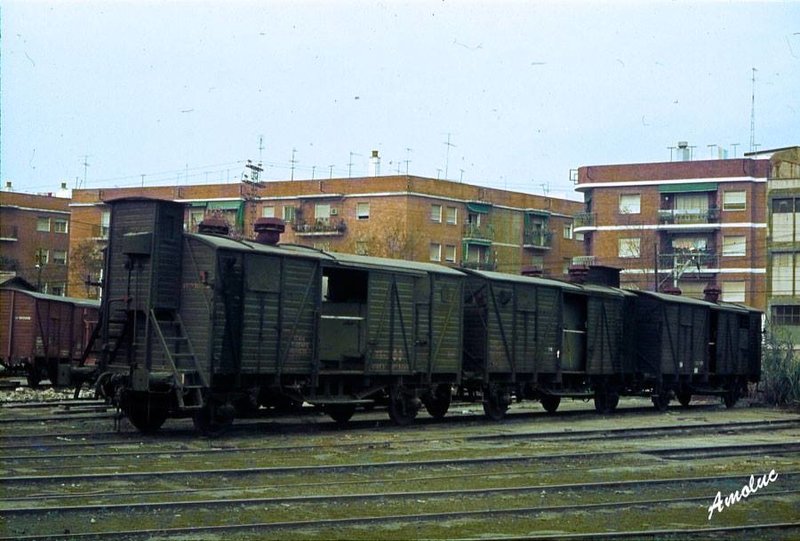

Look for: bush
[761,324,800,407]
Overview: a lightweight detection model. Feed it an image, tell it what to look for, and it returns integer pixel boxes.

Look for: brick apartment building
[573,147,769,310]
[69,174,584,299]
[0,184,72,295]
[753,146,800,346]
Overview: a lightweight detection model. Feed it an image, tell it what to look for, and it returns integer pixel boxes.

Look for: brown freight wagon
[0,285,100,387]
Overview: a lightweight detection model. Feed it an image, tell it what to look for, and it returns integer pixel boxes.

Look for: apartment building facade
[573,153,769,310]
[0,188,72,295]
[69,175,584,299]
[757,146,800,345]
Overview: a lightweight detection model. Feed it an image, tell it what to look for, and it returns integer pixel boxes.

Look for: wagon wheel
[327,404,356,424]
[723,387,739,409]
[388,386,420,426]
[122,391,168,433]
[540,395,561,414]
[651,391,670,412]
[193,400,235,436]
[423,384,452,420]
[482,385,510,421]
[677,391,692,407]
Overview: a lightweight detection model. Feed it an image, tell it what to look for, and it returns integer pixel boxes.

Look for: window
[430,204,442,223]
[619,194,641,214]
[575,232,585,242]
[723,191,746,211]
[618,237,641,258]
[356,202,370,220]
[772,253,800,296]
[772,198,799,242]
[35,249,49,265]
[355,241,368,255]
[563,223,573,239]
[189,209,205,231]
[283,206,297,223]
[429,243,441,261]
[52,250,67,265]
[50,284,66,297]
[53,219,68,233]
[313,241,331,251]
[721,281,746,303]
[722,235,746,256]
[100,211,110,238]
[772,305,800,326]
[445,244,456,262]
[446,206,458,225]
[37,217,51,232]
[315,203,331,221]
[262,206,275,218]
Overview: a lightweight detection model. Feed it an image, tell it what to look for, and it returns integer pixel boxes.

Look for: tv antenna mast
[749,67,758,153]
[443,133,456,180]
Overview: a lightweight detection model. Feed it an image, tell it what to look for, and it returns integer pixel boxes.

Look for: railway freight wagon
[0,286,99,387]
[461,270,635,418]
[94,197,464,433]
[628,291,761,409]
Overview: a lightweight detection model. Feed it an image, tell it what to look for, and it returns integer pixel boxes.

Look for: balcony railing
[658,252,720,272]
[523,228,553,249]
[574,212,596,229]
[0,225,18,241]
[658,206,719,225]
[463,223,494,241]
[292,218,347,236]
[461,260,496,271]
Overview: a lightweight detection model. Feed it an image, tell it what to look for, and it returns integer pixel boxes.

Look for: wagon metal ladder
[149,309,206,411]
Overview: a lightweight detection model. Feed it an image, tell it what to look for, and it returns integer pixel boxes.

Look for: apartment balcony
[573,212,596,231]
[523,228,553,249]
[292,218,347,236]
[463,223,494,243]
[461,260,497,271]
[658,206,720,226]
[0,225,18,241]
[658,251,720,275]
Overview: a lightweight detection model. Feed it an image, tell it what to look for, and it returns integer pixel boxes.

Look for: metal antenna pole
[291,148,297,181]
[443,133,455,180]
[749,67,757,152]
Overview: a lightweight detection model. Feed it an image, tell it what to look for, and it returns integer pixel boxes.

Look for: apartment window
[100,211,110,238]
[52,250,67,265]
[355,241,368,255]
[430,204,443,223]
[618,237,641,258]
[189,209,205,230]
[563,223,573,239]
[37,217,51,232]
[35,249,49,265]
[283,206,297,223]
[772,305,800,326]
[53,219,68,234]
[619,194,641,214]
[262,206,275,218]
[313,241,331,251]
[722,235,746,256]
[575,232,585,242]
[50,283,66,297]
[356,202,370,220]
[721,281,746,303]
[315,203,331,221]
[445,244,457,263]
[772,253,799,296]
[446,206,458,225]
[772,198,798,242]
[429,243,441,261]
[723,191,746,211]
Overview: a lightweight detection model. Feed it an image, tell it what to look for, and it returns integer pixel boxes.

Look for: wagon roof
[0,287,101,308]
[633,290,715,307]
[186,234,465,276]
[462,269,584,291]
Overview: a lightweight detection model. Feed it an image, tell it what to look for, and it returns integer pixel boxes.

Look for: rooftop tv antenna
[749,67,758,152]
[80,154,91,188]
[443,133,456,180]
[290,148,298,181]
[348,152,361,178]
[258,135,265,163]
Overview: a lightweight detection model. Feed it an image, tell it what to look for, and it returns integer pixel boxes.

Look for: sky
[1,1,798,202]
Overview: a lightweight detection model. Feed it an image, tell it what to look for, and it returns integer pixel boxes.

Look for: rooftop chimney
[677,141,691,161]
[368,150,381,177]
[253,217,285,245]
[3,181,12,192]
[567,264,589,284]
[197,216,230,236]
[56,182,72,199]
[703,283,721,303]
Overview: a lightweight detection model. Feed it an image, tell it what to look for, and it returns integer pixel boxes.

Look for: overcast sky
[2,1,798,201]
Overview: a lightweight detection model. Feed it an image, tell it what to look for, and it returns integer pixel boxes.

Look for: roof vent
[254,217,286,245]
[703,283,721,303]
[198,216,230,236]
